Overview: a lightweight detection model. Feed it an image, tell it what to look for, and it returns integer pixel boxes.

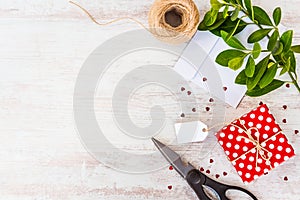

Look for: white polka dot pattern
[215,104,295,183]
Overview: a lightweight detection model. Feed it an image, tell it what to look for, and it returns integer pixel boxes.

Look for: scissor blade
[152,138,195,179]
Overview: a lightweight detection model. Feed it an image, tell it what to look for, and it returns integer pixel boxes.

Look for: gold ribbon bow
[231,120,282,169]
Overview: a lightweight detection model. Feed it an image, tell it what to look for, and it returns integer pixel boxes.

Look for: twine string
[69,0,200,44]
[231,120,282,169]
[69,1,148,29]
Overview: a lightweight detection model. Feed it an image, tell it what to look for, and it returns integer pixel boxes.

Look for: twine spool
[70,0,200,44]
[148,0,200,44]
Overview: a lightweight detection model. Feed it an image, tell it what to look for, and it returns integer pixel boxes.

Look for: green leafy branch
[199,0,300,96]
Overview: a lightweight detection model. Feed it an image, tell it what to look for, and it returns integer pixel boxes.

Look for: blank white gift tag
[175,121,208,144]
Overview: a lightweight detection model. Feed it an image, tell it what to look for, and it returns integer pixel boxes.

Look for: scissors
[152,138,258,200]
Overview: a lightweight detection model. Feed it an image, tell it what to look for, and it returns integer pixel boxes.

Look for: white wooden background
[0,0,299,199]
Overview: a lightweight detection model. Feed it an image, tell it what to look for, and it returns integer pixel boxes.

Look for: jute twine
[70,0,200,44]
[148,0,200,44]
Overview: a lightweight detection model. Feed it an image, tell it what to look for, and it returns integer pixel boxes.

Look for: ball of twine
[148,0,200,44]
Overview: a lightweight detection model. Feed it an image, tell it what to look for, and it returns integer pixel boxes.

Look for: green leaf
[248,29,272,43]
[245,56,255,77]
[223,5,229,18]
[280,30,293,52]
[220,30,246,50]
[247,55,270,90]
[246,79,284,97]
[272,41,283,56]
[204,8,219,26]
[211,0,223,9]
[216,50,247,66]
[252,42,261,59]
[235,70,247,85]
[280,56,291,75]
[290,52,296,74]
[208,18,227,30]
[228,56,245,70]
[267,30,279,51]
[281,51,295,75]
[244,0,254,21]
[280,65,288,76]
[253,6,273,26]
[272,7,281,26]
[285,57,291,72]
[209,18,247,36]
[235,0,243,6]
[284,51,296,74]
[225,19,241,41]
[231,7,240,21]
[259,63,278,88]
[199,12,227,31]
[291,45,300,53]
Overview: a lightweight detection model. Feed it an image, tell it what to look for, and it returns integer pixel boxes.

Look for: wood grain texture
[0,0,299,199]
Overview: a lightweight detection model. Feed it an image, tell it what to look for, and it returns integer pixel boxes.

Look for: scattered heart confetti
[223,172,228,176]
[215,174,220,179]
[284,176,288,181]
[209,159,214,163]
[223,87,228,91]
[282,119,287,123]
[283,105,287,110]
[168,185,173,190]
[205,107,210,111]
[187,91,192,95]
[295,130,299,134]
[286,83,290,88]
[206,169,210,174]
[200,167,204,172]
[181,87,185,91]
[169,166,173,170]
[180,113,185,118]
[209,98,214,102]
[203,77,207,82]
[192,108,196,112]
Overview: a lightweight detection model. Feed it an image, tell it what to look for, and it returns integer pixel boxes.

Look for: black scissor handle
[186,169,211,200]
[186,169,258,200]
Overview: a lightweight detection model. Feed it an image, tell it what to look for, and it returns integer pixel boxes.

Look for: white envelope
[174,30,247,108]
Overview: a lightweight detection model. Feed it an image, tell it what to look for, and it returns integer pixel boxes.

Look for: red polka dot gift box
[215,104,295,183]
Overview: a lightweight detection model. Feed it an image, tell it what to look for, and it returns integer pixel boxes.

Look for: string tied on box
[231,120,282,169]
[69,0,200,44]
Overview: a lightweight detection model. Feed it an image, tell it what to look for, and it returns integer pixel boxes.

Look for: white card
[174,30,247,108]
[175,121,208,144]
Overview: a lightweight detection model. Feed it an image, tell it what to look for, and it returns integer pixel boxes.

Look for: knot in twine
[231,120,282,169]
[148,0,200,44]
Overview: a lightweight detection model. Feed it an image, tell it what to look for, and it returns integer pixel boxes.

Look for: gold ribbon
[231,120,282,169]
